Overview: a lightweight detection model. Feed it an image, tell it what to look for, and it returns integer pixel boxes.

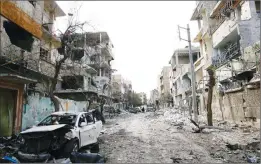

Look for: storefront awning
[0,74,37,84]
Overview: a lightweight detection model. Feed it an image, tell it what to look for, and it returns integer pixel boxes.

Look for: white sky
[55,1,199,96]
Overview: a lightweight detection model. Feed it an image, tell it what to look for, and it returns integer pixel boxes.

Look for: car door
[85,113,98,144]
[77,114,93,147]
[92,113,102,137]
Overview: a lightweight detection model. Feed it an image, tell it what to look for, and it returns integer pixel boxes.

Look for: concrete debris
[217,121,227,126]
[246,155,259,163]
[170,157,182,163]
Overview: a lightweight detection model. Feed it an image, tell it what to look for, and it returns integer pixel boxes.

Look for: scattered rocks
[218,121,227,126]
[170,157,182,163]
[243,128,251,133]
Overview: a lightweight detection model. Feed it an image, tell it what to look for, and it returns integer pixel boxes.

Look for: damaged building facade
[0,1,116,137]
[54,32,115,105]
[190,0,260,125]
[169,47,200,110]
[111,74,133,109]
[0,0,65,136]
[158,66,172,107]
[149,89,159,105]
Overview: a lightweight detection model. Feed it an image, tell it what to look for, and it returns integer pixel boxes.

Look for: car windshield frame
[38,114,77,126]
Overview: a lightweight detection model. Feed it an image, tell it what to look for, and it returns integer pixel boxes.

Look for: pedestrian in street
[155,100,160,111]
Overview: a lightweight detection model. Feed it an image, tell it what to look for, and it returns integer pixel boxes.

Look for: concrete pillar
[197,19,201,29]
[200,94,204,113]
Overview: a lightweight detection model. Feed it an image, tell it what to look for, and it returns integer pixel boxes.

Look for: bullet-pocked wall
[212,88,260,126]
[22,92,54,130]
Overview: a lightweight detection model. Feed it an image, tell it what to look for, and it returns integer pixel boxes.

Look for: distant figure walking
[155,100,160,111]
[141,107,145,112]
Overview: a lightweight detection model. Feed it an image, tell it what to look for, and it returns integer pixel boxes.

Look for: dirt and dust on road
[99,109,260,163]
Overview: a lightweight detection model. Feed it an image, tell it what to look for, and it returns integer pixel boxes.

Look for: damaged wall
[212,87,260,126]
[59,99,87,113]
[22,92,88,130]
[22,92,54,130]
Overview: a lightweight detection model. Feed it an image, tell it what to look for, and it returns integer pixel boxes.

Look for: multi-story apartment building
[54,32,115,102]
[0,1,65,136]
[111,74,132,109]
[191,0,260,124]
[139,92,147,105]
[149,89,159,105]
[112,74,125,98]
[169,46,200,107]
[159,66,172,107]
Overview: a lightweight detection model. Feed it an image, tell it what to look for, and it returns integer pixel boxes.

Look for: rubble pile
[161,108,260,163]
[163,109,198,132]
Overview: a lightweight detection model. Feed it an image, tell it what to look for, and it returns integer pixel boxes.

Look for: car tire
[63,139,79,158]
[90,143,99,153]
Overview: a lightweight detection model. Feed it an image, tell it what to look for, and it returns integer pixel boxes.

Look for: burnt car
[17,111,102,162]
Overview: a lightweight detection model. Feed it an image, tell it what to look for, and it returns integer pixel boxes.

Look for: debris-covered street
[100,109,260,163]
[0,0,260,163]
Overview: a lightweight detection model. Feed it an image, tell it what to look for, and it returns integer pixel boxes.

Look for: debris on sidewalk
[170,157,182,163]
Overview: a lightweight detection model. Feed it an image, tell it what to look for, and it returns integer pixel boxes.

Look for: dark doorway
[0,88,17,137]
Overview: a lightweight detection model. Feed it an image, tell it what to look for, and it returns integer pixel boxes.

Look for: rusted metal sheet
[0,0,42,39]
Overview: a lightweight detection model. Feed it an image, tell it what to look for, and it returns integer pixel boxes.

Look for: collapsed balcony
[0,20,55,79]
[212,40,241,68]
[61,76,84,90]
[209,0,241,34]
[54,75,98,101]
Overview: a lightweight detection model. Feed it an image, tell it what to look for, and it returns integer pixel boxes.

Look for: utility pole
[178,24,198,123]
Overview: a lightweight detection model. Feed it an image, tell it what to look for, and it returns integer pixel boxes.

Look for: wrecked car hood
[20,124,68,134]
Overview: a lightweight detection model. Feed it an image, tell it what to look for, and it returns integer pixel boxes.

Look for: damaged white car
[17,111,103,162]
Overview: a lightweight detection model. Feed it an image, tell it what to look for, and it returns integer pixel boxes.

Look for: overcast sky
[55,1,199,96]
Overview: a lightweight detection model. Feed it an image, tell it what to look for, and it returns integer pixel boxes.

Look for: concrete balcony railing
[181,65,191,76]
[209,0,241,45]
[0,44,55,78]
[194,57,204,72]
[86,85,99,93]
[212,41,240,68]
[211,18,238,48]
[42,26,61,48]
[54,85,99,94]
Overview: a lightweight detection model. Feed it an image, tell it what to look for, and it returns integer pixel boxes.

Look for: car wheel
[63,139,79,158]
[90,143,99,153]
[72,141,79,152]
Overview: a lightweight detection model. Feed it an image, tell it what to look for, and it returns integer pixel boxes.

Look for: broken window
[42,24,50,32]
[3,20,34,52]
[78,114,87,126]
[62,76,84,90]
[255,1,260,14]
[28,1,36,7]
[38,115,77,126]
[71,49,84,61]
[85,113,94,124]
[40,48,49,61]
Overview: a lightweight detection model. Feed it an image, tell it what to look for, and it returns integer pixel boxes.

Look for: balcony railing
[210,0,238,34]
[220,80,244,93]
[212,41,240,68]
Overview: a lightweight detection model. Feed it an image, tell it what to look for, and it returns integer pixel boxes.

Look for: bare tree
[206,68,215,126]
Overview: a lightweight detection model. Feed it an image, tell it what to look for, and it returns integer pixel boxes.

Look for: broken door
[0,88,17,137]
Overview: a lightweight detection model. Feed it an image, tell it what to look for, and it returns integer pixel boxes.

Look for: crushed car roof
[20,124,67,134]
[51,110,95,116]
